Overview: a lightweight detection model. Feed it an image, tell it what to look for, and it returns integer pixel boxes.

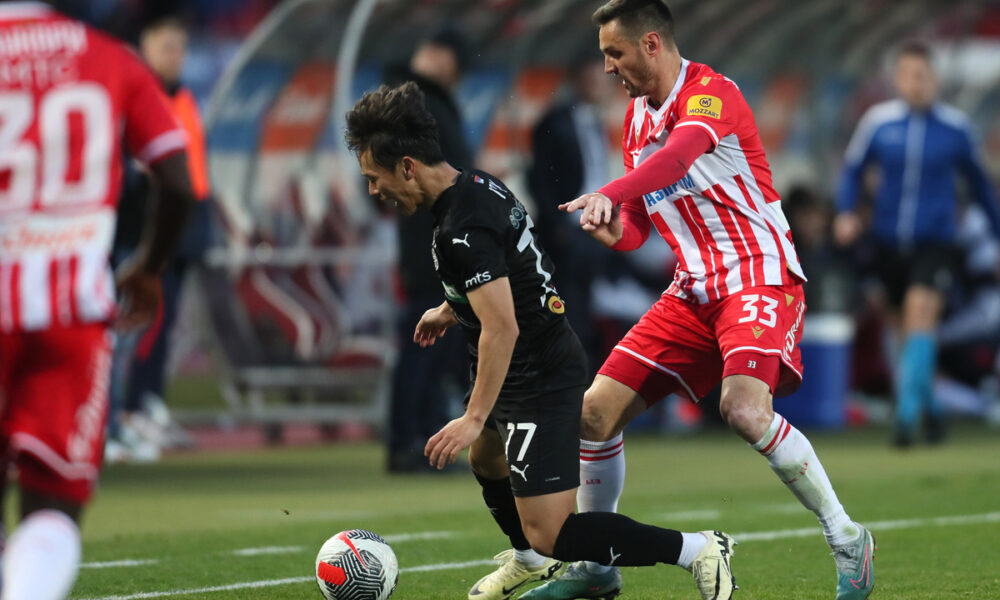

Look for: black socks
[474,473,531,551]
[552,512,683,566]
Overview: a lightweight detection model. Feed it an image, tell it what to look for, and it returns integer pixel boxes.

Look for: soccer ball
[315,529,399,600]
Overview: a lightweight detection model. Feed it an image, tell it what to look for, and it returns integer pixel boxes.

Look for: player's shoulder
[677,61,745,122]
[931,102,973,133]
[858,99,908,128]
[455,170,515,206]
[680,61,742,99]
[439,170,514,230]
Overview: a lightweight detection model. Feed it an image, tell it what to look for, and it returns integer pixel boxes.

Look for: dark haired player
[346,81,737,600]
[527,1,874,599]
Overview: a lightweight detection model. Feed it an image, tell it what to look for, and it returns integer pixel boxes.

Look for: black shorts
[491,383,584,497]
[468,320,588,497]
[875,243,958,307]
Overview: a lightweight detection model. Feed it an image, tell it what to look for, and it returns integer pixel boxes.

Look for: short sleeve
[119,46,187,165]
[673,77,741,150]
[438,223,509,292]
[437,186,513,292]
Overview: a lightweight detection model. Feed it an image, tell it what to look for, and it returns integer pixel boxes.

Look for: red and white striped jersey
[622,59,804,304]
[0,2,186,332]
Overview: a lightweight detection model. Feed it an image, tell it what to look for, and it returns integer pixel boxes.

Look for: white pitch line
[227,531,457,556]
[80,559,158,570]
[81,531,461,568]
[733,511,1000,542]
[383,530,456,543]
[75,559,496,600]
[401,558,496,573]
[232,546,303,557]
[75,577,313,600]
[75,511,1000,600]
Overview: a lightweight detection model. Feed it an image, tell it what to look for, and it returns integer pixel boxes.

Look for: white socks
[1,510,81,600]
[513,548,547,568]
[578,434,626,513]
[578,434,626,573]
[676,532,709,569]
[752,413,859,547]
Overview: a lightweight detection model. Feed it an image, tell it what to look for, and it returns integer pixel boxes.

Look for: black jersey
[431,170,583,396]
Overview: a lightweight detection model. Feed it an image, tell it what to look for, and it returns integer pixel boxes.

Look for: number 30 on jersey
[0,84,112,211]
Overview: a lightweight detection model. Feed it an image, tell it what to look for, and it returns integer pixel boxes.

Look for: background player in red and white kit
[524,2,875,600]
[0,2,194,599]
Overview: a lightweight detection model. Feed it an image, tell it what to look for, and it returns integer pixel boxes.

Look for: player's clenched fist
[413,302,458,347]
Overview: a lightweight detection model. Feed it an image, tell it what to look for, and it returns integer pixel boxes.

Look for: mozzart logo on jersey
[644,173,696,207]
[687,94,722,119]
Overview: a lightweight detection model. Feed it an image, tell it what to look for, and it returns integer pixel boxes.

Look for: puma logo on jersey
[452,234,470,247]
[510,463,530,482]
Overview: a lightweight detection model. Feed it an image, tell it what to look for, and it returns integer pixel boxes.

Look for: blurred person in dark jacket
[107,16,212,462]
[528,55,615,374]
[383,28,474,472]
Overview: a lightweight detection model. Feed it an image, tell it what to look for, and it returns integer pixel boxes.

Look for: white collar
[643,58,689,122]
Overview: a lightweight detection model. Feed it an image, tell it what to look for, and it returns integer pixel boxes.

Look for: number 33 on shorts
[721,287,805,362]
[736,293,780,328]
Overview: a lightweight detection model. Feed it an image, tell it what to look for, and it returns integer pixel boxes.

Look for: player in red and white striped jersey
[0,3,194,599]
[603,59,805,304]
[523,3,874,600]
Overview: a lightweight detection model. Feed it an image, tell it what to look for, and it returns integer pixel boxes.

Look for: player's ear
[399,156,417,180]
[643,31,660,57]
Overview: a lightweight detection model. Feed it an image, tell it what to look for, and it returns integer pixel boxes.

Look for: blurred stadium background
[78,0,1000,443]
[36,1,1000,599]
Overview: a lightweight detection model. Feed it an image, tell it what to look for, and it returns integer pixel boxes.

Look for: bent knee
[522,524,558,557]
[468,446,508,480]
[719,388,773,440]
[468,455,507,480]
[581,391,618,442]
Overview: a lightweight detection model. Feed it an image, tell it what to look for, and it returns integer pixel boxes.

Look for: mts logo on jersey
[644,173,696,207]
[465,271,492,288]
[687,94,722,119]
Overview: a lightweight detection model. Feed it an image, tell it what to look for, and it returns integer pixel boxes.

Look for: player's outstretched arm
[116,152,196,330]
[597,125,713,210]
[414,301,458,347]
[559,192,614,227]
[425,278,518,469]
[581,205,624,247]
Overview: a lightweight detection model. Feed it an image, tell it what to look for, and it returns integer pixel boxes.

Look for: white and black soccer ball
[315,529,399,600]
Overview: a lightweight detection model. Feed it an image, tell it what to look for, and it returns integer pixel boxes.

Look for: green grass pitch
[62,425,1000,599]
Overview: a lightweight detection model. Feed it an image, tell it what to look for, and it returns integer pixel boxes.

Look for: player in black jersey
[346,82,737,600]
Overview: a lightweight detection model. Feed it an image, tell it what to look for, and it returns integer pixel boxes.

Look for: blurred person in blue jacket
[833,40,1000,447]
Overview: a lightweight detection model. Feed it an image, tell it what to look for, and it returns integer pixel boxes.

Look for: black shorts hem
[510,477,580,498]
